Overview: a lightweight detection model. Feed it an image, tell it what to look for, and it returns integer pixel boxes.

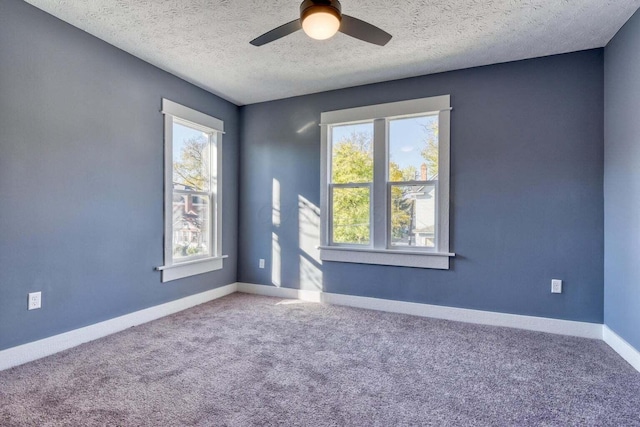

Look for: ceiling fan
[250,0,392,47]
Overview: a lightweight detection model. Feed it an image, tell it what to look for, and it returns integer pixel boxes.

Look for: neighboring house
[404,163,436,248]
[412,185,436,248]
[172,183,207,256]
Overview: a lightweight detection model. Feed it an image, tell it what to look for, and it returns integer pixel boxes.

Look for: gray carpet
[1,293,639,426]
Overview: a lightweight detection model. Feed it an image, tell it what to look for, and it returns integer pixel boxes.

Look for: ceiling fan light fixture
[250,0,392,47]
[300,1,342,40]
[302,11,341,40]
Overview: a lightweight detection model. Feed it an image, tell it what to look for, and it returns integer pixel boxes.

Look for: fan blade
[250,19,302,46]
[339,14,392,46]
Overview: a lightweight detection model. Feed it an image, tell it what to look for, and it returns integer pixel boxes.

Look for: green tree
[173,137,208,190]
[331,131,373,184]
[420,121,439,179]
[172,136,209,257]
[331,132,373,244]
[331,132,415,243]
[331,121,439,245]
[389,161,412,239]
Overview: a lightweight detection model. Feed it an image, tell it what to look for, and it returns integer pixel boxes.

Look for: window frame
[328,120,375,247]
[319,95,454,269]
[156,99,226,282]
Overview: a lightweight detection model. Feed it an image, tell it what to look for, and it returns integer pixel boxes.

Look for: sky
[173,122,208,159]
[332,114,438,174]
[172,116,439,181]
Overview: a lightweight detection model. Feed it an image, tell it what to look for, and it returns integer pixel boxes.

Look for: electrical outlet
[28,292,42,310]
[551,279,562,294]
[259,259,265,269]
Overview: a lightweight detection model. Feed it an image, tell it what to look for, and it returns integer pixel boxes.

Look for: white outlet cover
[259,259,265,269]
[551,279,563,294]
[28,292,42,310]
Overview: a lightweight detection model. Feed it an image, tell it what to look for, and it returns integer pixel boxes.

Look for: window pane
[389,115,438,182]
[173,193,210,259]
[390,184,436,248]
[331,123,373,184]
[173,121,210,191]
[332,186,370,245]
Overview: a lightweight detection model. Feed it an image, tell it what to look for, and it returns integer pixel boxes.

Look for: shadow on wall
[269,177,323,291]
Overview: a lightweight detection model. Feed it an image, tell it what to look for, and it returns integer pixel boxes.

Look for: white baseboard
[0,283,237,372]
[6,282,638,374]
[603,326,640,372]
[236,283,603,340]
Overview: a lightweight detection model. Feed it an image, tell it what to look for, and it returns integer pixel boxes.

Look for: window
[319,95,453,269]
[157,99,226,282]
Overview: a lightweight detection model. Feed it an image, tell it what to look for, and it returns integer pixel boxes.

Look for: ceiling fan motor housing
[300,0,342,22]
[250,0,391,47]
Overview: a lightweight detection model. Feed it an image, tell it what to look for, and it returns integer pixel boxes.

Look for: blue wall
[604,9,640,350]
[0,0,239,351]
[239,51,605,323]
[1,0,616,353]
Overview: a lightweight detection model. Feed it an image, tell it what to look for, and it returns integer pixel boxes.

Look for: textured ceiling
[24,0,640,105]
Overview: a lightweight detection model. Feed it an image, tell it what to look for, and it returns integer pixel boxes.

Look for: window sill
[318,246,454,270]
[156,255,228,282]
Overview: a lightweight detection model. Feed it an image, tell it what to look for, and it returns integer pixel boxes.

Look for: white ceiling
[24,0,640,105]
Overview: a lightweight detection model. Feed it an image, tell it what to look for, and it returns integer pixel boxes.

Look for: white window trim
[156,99,226,282]
[319,95,454,269]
